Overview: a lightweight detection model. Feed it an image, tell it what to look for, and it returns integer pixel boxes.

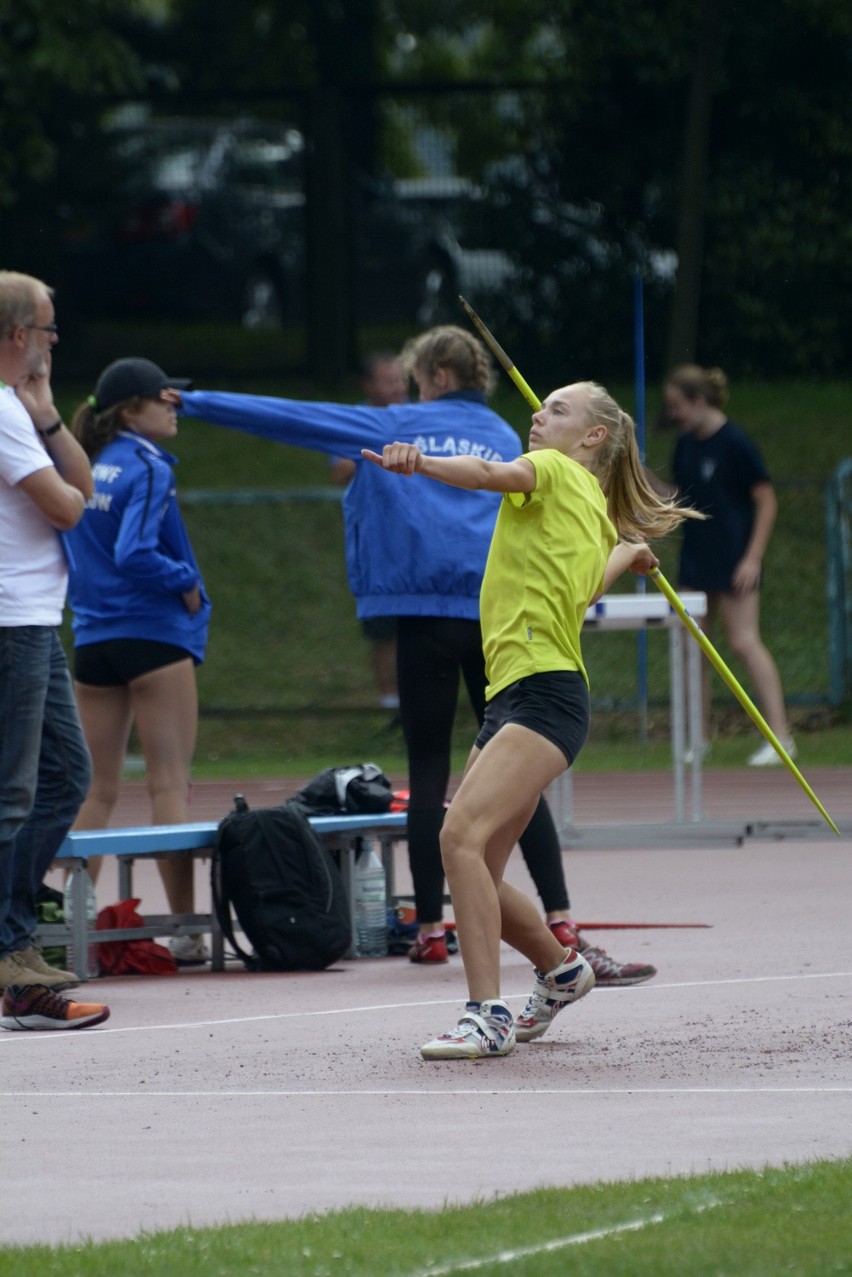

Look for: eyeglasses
[25,323,59,335]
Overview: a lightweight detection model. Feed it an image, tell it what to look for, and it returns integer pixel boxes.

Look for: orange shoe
[0,983,110,1031]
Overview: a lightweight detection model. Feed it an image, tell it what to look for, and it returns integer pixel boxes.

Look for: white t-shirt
[0,383,67,625]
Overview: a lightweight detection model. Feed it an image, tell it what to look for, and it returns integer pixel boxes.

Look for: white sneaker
[421,999,516,1060]
[684,742,710,765]
[747,737,796,767]
[514,950,596,1042]
[168,934,209,966]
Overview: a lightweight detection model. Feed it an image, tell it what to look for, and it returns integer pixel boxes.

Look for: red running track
[0,767,848,1246]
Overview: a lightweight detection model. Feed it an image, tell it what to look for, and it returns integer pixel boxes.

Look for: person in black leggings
[398,615,655,986]
[398,617,565,932]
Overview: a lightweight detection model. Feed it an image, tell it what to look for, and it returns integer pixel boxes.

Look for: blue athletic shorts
[475,670,590,767]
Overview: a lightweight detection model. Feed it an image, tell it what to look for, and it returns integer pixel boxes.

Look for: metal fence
[28,85,670,388]
[177,474,840,728]
[826,458,852,704]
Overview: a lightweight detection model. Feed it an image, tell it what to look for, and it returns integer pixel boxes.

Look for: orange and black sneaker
[0,983,110,1031]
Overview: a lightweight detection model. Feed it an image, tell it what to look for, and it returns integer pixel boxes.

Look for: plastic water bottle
[63,873,99,977]
[354,841,388,957]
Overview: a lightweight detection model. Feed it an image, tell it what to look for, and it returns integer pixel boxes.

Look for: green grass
[184,709,852,782]
[3,1158,851,1273]
[53,366,852,775]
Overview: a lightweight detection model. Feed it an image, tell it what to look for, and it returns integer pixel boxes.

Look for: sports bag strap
[211,818,258,967]
[333,766,363,809]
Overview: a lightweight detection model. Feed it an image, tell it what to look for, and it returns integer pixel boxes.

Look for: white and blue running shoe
[421,998,516,1060]
[514,950,596,1042]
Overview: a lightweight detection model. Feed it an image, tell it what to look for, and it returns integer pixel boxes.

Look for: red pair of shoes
[408,931,449,964]
[547,919,657,987]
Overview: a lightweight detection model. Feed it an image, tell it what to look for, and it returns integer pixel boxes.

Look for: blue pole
[633,274,648,744]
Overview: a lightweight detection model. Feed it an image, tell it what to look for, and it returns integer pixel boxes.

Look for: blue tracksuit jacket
[180,389,522,620]
[66,430,211,661]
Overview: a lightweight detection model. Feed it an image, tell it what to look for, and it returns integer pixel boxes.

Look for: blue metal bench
[38,811,408,978]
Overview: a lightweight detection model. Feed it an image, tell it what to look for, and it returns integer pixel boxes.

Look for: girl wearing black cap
[64,359,211,965]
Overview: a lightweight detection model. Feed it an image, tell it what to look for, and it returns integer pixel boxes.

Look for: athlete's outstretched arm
[361,442,535,493]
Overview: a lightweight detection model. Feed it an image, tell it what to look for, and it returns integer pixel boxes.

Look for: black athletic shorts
[74,638,194,687]
[361,616,397,642]
[475,670,590,767]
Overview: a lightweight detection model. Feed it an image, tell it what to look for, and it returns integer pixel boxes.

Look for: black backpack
[289,762,394,817]
[211,799,352,971]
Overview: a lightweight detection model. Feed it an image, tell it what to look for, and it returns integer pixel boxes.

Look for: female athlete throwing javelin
[363,380,702,1060]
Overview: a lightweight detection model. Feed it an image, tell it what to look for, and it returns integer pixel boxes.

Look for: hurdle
[546,590,708,838]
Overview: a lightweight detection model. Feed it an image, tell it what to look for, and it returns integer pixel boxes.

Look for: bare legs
[717,591,791,739]
[439,724,570,1003]
[696,590,791,741]
[72,659,199,912]
[71,685,134,861]
[370,636,398,707]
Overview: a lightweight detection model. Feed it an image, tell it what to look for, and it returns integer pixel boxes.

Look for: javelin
[573,921,711,930]
[460,295,540,409]
[648,569,838,834]
[458,294,840,836]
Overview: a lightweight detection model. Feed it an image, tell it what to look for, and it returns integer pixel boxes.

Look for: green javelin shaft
[458,295,841,836]
[460,296,542,411]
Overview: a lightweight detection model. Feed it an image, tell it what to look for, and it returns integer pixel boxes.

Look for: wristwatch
[38,419,63,437]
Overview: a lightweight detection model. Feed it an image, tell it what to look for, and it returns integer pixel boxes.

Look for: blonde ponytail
[580,382,704,541]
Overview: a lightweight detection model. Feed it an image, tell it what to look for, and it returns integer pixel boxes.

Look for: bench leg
[117,857,134,899]
[379,835,396,905]
[67,863,93,982]
[210,907,224,972]
[337,844,357,959]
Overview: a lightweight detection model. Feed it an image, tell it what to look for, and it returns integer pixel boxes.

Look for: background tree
[3,0,849,377]
[0,0,147,280]
[385,0,852,377]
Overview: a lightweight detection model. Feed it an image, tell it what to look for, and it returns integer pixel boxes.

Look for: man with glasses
[0,271,104,1024]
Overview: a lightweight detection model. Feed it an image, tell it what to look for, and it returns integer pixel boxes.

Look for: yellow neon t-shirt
[480,449,617,698]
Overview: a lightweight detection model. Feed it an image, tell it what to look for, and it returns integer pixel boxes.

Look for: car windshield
[107,125,304,196]
[110,129,211,194]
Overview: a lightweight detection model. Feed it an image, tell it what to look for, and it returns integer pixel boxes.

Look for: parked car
[393,167,677,325]
[59,117,482,330]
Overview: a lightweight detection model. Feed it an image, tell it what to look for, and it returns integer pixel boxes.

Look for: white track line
[1,968,849,1044]
[406,1213,665,1274]
[405,1200,726,1275]
[1,1086,850,1098]
[646,971,852,990]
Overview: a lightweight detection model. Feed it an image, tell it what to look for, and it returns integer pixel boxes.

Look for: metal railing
[826,458,852,705]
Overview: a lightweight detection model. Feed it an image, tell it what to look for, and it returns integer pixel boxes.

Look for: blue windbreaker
[66,430,211,661]
[180,389,522,620]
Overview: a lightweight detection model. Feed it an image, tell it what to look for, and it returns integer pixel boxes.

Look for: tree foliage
[382,0,852,375]
[1,0,849,375]
[0,0,146,205]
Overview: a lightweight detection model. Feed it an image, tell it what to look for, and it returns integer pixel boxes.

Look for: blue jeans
[0,627,91,958]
